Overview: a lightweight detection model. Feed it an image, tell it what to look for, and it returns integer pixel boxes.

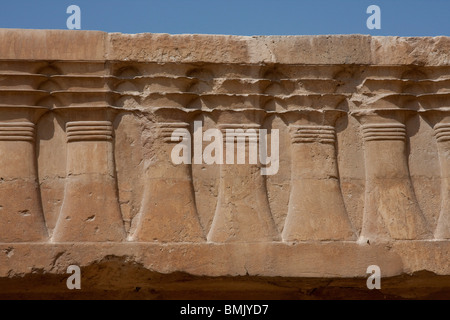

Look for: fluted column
[207,109,279,242]
[130,108,204,242]
[52,108,126,242]
[353,108,430,242]
[420,108,450,239]
[0,107,48,242]
[281,109,355,241]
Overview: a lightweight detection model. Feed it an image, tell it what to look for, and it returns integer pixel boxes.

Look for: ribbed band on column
[0,122,35,142]
[291,125,335,144]
[156,122,190,143]
[66,121,113,142]
[219,124,260,143]
[435,123,450,143]
[362,123,406,142]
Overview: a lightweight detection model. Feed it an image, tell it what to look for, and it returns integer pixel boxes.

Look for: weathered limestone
[432,116,450,239]
[0,30,450,298]
[130,108,204,242]
[282,107,355,241]
[0,107,48,242]
[419,94,450,239]
[353,106,430,242]
[52,108,126,242]
[207,109,279,242]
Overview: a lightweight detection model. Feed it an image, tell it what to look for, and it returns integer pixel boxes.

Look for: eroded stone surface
[0,29,449,298]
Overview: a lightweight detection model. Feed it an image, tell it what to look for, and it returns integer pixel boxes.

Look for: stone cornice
[1,29,450,65]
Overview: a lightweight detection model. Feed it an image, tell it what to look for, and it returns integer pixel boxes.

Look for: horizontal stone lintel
[1,29,450,65]
[0,241,449,278]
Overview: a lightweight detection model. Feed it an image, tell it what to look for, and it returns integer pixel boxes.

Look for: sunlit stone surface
[0,29,449,299]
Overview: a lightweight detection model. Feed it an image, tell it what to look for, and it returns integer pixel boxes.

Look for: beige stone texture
[0,29,450,298]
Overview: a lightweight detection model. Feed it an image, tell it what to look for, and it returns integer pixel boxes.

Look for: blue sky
[0,0,449,36]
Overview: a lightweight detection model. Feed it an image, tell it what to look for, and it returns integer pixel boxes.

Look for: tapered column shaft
[355,110,430,242]
[53,109,126,242]
[131,120,205,242]
[0,108,48,242]
[282,110,355,241]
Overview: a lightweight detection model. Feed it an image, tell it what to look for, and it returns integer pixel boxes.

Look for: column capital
[0,105,50,123]
[150,106,200,123]
[208,108,266,125]
[0,89,47,108]
[0,122,35,142]
[418,93,450,110]
[356,93,418,110]
[196,94,268,110]
[290,125,336,144]
[281,109,346,126]
[361,123,407,142]
[419,108,450,127]
[351,108,417,125]
[271,93,347,110]
[66,121,114,142]
[434,123,450,143]
[53,106,120,120]
[155,122,190,143]
[141,92,198,109]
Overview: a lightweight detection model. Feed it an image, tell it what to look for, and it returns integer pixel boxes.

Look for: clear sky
[0,0,449,36]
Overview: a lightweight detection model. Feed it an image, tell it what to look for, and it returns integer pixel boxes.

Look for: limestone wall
[0,30,449,293]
